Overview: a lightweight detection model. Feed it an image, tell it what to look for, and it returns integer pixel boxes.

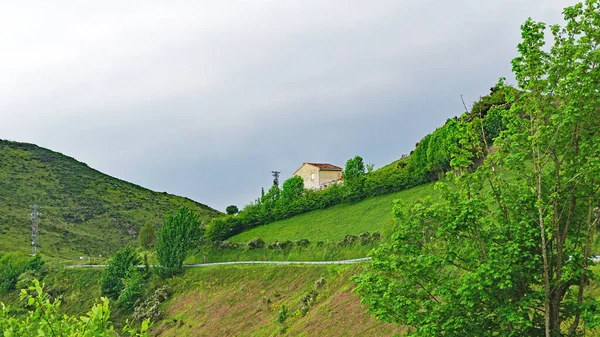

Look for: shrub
[100,246,140,299]
[247,238,265,249]
[341,235,358,246]
[132,286,171,322]
[314,277,326,289]
[117,267,145,311]
[268,241,293,250]
[218,241,240,250]
[138,222,156,249]
[295,239,310,247]
[277,304,289,324]
[156,207,201,277]
[15,270,39,292]
[0,280,151,336]
[0,253,40,293]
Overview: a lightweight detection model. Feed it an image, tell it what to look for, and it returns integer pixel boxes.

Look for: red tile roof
[305,162,342,171]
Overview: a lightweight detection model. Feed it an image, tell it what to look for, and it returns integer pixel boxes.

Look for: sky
[0,0,573,211]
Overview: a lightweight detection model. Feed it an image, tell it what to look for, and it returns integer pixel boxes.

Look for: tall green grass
[230,183,439,242]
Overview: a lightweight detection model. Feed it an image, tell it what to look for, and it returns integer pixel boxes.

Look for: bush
[132,286,171,323]
[15,270,39,292]
[295,239,310,247]
[0,279,151,336]
[116,267,145,311]
[100,247,140,299]
[341,235,358,246]
[315,277,326,289]
[268,241,293,250]
[277,304,289,324]
[138,222,156,249]
[218,241,241,250]
[0,253,42,293]
[156,207,201,277]
[247,238,265,249]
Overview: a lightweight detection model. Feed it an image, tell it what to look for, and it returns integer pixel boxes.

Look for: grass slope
[230,183,438,243]
[154,265,402,336]
[0,140,221,258]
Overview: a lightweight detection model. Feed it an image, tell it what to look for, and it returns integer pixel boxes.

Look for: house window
[311,173,315,180]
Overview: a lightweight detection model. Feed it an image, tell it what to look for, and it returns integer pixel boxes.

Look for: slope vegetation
[153,265,402,336]
[229,183,438,243]
[0,140,220,258]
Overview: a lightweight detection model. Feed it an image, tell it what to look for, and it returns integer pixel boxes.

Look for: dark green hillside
[0,140,220,258]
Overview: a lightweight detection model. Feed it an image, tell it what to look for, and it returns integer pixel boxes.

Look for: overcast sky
[1,0,572,211]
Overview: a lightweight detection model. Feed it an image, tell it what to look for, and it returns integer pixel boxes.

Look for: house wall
[294,164,321,190]
[318,170,343,187]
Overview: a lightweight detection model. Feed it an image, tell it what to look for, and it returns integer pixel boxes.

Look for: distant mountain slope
[0,140,221,258]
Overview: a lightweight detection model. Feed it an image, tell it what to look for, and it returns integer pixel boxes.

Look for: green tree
[100,246,140,299]
[343,156,366,200]
[117,266,145,311]
[225,205,239,215]
[156,207,201,277]
[355,2,600,336]
[138,222,156,249]
[281,176,304,201]
[0,253,43,293]
[0,280,150,336]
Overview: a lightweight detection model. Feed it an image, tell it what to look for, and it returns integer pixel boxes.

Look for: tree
[355,2,600,335]
[225,205,239,215]
[0,280,151,336]
[117,266,145,311]
[281,176,304,201]
[100,246,140,299]
[155,207,201,277]
[138,222,156,249]
[343,156,366,200]
[0,253,44,293]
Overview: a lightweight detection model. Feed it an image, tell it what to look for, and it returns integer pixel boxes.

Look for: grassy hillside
[229,183,438,243]
[154,265,403,336]
[0,140,221,258]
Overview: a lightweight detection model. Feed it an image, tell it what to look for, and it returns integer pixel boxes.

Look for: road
[63,257,372,269]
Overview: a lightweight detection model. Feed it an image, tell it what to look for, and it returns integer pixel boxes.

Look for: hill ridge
[0,139,220,258]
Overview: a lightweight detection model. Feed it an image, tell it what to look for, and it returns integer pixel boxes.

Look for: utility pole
[271,171,281,186]
[31,204,39,255]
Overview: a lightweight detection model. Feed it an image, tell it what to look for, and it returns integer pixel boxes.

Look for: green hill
[153,265,402,336]
[0,140,221,258]
[229,182,439,243]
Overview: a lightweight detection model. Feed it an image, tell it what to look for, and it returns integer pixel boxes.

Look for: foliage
[0,279,151,336]
[247,238,265,249]
[230,183,436,243]
[156,207,202,277]
[132,286,171,323]
[100,246,140,299]
[0,253,44,293]
[205,88,510,242]
[117,267,145,311]
[276,304,289,324]
[0,140,221,258]
[344,156,367,200]
[225,205,239,215]
[281,176,304,201]
[138,222,157,249]
[355,2,600,335]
